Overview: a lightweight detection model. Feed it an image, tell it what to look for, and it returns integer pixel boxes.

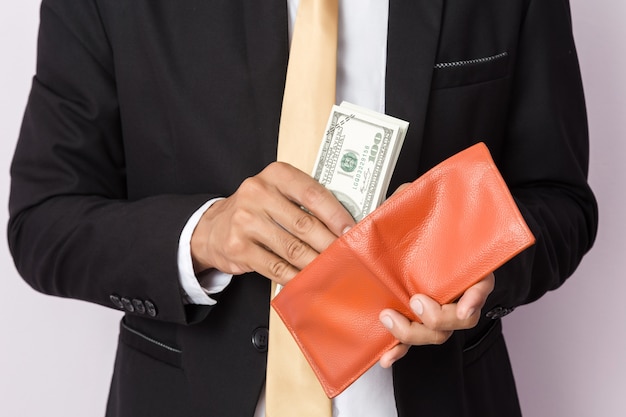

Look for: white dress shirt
[178,1,396,415]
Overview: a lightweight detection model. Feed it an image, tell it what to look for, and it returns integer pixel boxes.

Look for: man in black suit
[8,0,597,416]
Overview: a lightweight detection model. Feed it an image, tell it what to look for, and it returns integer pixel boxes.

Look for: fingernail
[342,226,352,235]
[380,315,394,330]
[410,298,424,315]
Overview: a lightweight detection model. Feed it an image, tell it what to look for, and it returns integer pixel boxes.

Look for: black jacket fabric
[8,0,597,416]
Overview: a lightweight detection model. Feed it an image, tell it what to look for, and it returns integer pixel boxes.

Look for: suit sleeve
[7,0,215,324]
[489,0,598,313]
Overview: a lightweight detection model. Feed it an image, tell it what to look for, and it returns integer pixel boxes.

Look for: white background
[1,1,624,415]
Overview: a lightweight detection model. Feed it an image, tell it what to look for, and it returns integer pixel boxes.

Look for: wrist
[187,198,225,274]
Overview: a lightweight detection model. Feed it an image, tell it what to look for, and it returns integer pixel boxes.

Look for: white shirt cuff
[177,198,233,305]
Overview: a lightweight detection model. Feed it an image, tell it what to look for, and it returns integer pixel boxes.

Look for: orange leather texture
[271,142,536,398]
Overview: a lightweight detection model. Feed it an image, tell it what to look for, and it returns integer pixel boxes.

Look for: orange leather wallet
[271,142,535,398]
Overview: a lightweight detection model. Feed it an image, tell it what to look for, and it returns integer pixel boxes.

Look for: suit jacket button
[145,300,158,317]
[132,299,146,314]
[252,327,269,352]
[486,306,514,320]
[121,297,135,313]
[109,295,124,310]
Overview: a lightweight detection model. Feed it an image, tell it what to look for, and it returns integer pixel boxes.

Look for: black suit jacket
[9,0,597,416]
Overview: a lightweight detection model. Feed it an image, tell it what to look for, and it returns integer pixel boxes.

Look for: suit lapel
[242,1,290,157]
[386,0,444,187]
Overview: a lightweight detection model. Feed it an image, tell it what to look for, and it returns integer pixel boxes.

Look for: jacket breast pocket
[431,51,509,89]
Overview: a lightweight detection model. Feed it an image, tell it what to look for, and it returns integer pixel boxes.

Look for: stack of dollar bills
[311,102,409,221]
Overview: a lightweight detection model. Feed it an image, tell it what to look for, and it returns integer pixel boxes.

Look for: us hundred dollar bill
[311,102,409,221]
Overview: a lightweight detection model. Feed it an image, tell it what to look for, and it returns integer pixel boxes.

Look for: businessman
[9,0,597,416]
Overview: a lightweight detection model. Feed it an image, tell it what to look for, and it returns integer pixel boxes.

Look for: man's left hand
[378,272,495,368]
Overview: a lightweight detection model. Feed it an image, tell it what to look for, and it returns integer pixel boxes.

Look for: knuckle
[431,331,451,345]
[265,161,289,178]
[262,162,278,175]
[293,213,315,234]
[424,315,444,330]
[268,258,291,282]
[240,176,265,197]
[394,326,412,344]
[285,238,307,262]
[268,161,286,171]
[223,235,246,258]
[301,183,328,208]
[230,207,254,228]
[466,313,481,329]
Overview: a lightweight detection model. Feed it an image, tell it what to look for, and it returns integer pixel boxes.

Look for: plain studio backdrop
[1,1,624,416]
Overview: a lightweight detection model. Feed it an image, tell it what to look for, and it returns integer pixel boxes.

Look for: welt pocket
[432,51,509,89]
[120,319,182,368]
[462,318,501,366]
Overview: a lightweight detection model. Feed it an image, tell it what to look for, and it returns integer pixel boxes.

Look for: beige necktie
[265,1,339,416]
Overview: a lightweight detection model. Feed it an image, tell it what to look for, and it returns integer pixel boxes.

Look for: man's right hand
[190,162,356,285]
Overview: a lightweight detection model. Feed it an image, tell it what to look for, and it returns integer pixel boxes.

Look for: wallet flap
[346,142,535,304]
[272,238,406,398]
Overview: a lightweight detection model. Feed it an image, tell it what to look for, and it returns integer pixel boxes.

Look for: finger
[379,343,410,368]
[390,182,411,197]
[253,217,320,271]
[379,309,453,346]
[265,195,338,253]
[235,242,300,286]
[267,162,356,236]
[456,272,495,321]
[193,197,306,282]
[411,294,478,331]
[203,224,301,285]
[233,168,339,254]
